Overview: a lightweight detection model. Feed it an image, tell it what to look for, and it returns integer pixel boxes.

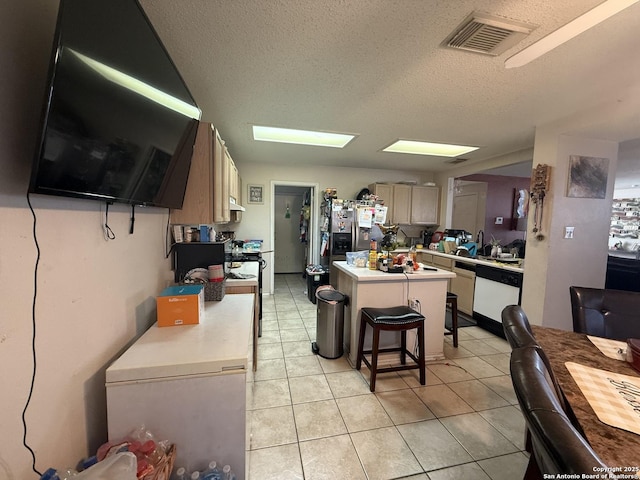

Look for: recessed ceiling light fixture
[505,0,640,68]
[252,125,356,148]
[383,140,479,157]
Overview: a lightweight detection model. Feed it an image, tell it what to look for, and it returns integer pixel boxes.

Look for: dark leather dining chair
[569,286,640,340]
[502,304,538,350]
[501,305,583,445]
[510,346,608,478]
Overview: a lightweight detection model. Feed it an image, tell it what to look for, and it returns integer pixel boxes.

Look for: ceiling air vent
[443,12,536,56]
[445,158,469,165]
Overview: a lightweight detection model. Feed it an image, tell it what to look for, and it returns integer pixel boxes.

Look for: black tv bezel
[28,0,201,209]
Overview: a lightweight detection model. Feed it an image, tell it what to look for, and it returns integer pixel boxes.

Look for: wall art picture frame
[566,155,609,199]
[247,184,264,204]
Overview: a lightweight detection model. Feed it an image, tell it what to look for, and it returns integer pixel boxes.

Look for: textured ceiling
[139,0,640,187]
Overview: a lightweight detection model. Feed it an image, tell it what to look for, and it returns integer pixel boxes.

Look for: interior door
[452,192,479,235]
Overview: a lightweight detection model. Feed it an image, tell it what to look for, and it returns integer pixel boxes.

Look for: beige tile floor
[246,274,530,480]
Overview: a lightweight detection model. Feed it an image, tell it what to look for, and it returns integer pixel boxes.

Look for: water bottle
[40,469,59,480]
[203,461,221,480]
[172,467,188,480]
[221,465,236,480]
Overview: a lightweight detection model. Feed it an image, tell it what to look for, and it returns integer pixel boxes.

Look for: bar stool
[356,306,426,392]
[445,292,459,347]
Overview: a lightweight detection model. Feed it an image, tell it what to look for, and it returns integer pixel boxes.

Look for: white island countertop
[333,261,456,281]
[106,294,254,383]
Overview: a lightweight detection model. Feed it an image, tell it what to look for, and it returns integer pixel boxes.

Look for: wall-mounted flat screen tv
[29,0,201,209]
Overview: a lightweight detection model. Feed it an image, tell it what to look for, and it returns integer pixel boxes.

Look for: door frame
[269,180,319,293]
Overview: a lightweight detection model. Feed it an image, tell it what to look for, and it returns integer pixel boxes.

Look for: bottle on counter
[369,249,378,270]
[409,245,419,270]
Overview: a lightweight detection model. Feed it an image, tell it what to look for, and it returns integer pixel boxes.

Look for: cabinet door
[392,184,411,225]
[451,266,475,315]
[410,186,439,225]
[229,156,238,203]
[170,122,214,224]
[212,130,229,223]
[369,183,393,222]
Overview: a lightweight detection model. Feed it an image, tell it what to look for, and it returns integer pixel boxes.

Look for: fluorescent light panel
[383,140,478,157]
[252,125,355,148]
[505,0,640,68]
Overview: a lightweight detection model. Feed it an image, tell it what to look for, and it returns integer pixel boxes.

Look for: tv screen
[29,0,201,209]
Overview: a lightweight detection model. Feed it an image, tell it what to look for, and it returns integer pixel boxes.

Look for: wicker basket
[205,279,226,301]
[142,444,176,480]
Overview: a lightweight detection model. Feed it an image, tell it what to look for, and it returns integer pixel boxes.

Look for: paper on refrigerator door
[358,207,373,228]
[374,205,387,224]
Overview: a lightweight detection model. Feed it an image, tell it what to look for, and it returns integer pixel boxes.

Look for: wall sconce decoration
[530,164,551,241]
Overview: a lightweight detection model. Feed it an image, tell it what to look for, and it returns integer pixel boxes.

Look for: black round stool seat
[360,306,425,325]
[356,306,426,392]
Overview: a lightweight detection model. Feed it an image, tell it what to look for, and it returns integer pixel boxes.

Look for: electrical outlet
[408,297,419,310]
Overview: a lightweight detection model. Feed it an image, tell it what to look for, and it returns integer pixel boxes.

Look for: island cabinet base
[333,262,454,366]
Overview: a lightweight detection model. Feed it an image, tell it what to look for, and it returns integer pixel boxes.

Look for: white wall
[1,2,174,477]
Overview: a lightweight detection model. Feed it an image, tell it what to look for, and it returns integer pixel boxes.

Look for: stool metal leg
[417,323,426,385]
[356,315,367,370]
[400,330,406,365]
[369,326,381,392]
[450,297,458,348]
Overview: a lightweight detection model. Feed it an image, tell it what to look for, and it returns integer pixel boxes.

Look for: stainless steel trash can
[312,286,347,359]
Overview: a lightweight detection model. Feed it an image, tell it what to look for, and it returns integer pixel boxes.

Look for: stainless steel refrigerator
[329,201,381,263]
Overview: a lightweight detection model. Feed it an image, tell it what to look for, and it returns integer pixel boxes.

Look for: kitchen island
[332,261,456,365]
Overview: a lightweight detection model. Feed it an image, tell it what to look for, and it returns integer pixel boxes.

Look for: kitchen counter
[226,261,259,286]
[333,261,455,364]
[335,262,456,281]
[394,248,524,273]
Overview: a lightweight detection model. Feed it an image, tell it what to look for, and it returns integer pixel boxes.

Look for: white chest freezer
[106,294,254,479]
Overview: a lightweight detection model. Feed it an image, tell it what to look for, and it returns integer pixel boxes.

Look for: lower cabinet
[450,264,476,315]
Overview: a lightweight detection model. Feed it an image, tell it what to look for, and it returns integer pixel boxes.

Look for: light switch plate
[495,216,503,225]
[565,226,575,239]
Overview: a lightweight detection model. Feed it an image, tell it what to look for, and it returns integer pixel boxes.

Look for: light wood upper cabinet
[392,184,412,225]
[170,122,231,224]
[368,183,394,221]
[369,182,439,225]
[410,186,439,225]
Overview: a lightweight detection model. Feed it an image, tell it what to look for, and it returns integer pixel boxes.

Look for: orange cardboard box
[156,285,205,327]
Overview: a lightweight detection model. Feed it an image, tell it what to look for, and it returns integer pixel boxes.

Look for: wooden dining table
[532,325,640,470]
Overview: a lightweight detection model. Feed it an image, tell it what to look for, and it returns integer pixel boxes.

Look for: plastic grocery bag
[75,452,137,480]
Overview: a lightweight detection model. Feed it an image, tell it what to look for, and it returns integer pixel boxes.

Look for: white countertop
[106,294,254,383]
[226,261,259,287]
[394,248,524,273]
[333,261,456,282]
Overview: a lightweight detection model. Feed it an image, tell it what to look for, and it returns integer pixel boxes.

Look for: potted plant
[490,236,502,258]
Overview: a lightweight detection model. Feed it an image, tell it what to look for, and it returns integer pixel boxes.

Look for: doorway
[270,182,319,289]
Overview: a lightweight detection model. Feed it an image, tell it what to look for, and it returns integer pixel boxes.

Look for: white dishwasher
[473,264,522,337]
